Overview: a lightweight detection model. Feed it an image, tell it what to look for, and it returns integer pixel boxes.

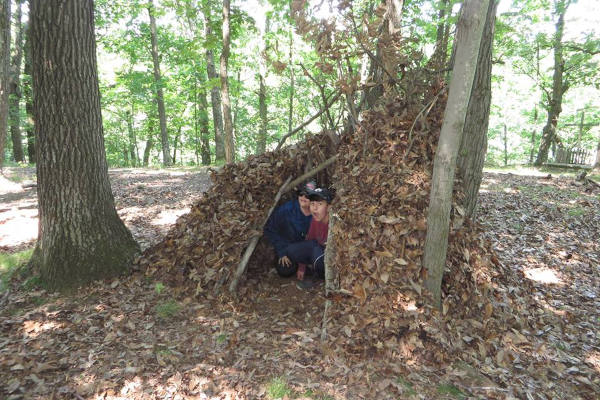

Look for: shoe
[296,279,316,290]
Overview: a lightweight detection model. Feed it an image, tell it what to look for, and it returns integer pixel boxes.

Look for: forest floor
[0,166,599,399]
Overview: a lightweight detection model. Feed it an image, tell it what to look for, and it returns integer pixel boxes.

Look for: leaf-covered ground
[0,167,599,399]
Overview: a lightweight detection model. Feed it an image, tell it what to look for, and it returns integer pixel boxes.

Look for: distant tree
[9,0,25,163]
[423,0,490,309]
[147,0,171,166]
[221,0,235,163]
[29,0,139,291]
[0,0,10,168]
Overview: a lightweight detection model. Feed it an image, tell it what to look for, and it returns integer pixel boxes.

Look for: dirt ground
[1,167,599,399]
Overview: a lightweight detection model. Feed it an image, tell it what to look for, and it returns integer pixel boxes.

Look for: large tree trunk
[456,0,498,219]
[0,0,10,169]
[147,0,171,166]
[423,0,490,309]
[9,0,24,163]
[29,0,139,291]
[221,0,235,163]
[534,0,569,166]
[203,9,225,163]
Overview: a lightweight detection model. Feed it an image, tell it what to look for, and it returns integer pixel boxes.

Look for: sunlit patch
[523,267,563,285]
[22,320,62,338]
[0,209,38,247]
[151,208,190,226]
[586,351,600,372]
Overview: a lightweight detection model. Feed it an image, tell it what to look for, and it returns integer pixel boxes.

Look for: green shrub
[154,299,180,319]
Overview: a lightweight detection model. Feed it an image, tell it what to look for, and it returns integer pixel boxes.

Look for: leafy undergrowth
[0,170,598,399]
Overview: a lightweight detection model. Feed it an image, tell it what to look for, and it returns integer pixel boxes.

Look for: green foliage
[266,376,293,399]
[154,282,165,295]
[0,249,34,292]
[437,383,466,399]
[154,299,180,319]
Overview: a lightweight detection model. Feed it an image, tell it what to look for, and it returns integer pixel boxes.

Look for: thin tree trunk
[196,73,211,165]
[256,74,267,154]
[172,125,182,164]
[147,0,171,166]
[126,108,138,167]
[530,105,538,164]
[203,8,225,162]
[23,23,35,163]
[0,0,10,169]
[423,0,490,309]
[503,124,508,166]
[29,0,139,291]
[143,118,155,166]
[456,0,498,219]
[288,28,295,137]
[9,0,24,162]
[221,0,235,163]
[535,0,569,166]
[594,137,600,170]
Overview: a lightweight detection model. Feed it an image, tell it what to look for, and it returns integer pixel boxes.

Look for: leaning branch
[275,91,343,151]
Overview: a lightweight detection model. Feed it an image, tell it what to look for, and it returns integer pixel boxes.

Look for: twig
[320,299,331,341]
[275,91,343,151]
[282,155,339,194]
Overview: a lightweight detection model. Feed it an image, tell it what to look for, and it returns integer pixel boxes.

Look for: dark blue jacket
[264,198,312,258]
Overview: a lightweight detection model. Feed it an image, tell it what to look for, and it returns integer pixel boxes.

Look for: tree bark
[195,73,211,165]
[147,0,171,166]
[534,0,569,166]
[423,0,490,309]
[0,0,10,168]
[456,0,498,219]
[29,0,139,291]
[221,0,235,163]
[9,0,24,162]
[23,28,35,163]
[594,137,600,170]
[126,108,138,166]
[203,8,225,162]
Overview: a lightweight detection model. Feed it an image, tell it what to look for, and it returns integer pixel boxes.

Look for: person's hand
[278,256,292,267]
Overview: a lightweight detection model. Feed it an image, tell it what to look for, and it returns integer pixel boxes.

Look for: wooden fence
[552,146,593,165]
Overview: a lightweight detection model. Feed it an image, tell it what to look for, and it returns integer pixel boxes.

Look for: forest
[1,0,599,399]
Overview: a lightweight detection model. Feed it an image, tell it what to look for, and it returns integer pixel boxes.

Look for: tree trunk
[9,0,24,162]
[423,0,490,309]
[23,24,35,163]
[456,0,497,219]
[196,73,211,165]
[126,108,138,166]
[428,0,451,75]
[256,74,267,154]
[287,29,295,138]
[0,0,10,169]
[594,137,600,170]
[203,8,225,162]
[172,124,182,164]
[29,0,139,291]
[147,0,171,166]
[221,0,235,163]
[534,0,569,166]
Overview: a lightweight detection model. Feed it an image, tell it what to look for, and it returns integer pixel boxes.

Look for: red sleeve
[306,220,328,246]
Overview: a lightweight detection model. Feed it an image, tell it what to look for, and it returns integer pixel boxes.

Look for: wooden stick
[276,91,343,151]
[229,176,293,294]
[320,299,331,342]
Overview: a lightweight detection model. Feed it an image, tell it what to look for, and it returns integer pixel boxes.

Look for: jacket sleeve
[264,203,292,258]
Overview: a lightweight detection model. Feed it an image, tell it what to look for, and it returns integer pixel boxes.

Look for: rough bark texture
[534,1,569,166]
[203,9,225,162]
[0,0,10,168]
[147,0,171,166]
[456,0,498,219]
[29,0,139,291]
[220,0,235,163]
[9,0,24,162]
[256,74,267,154]
[594,138,600,170]
[423,0,489,309]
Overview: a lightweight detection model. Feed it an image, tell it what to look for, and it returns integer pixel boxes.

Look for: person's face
[298,195,311,215]
[310,199,329,222]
